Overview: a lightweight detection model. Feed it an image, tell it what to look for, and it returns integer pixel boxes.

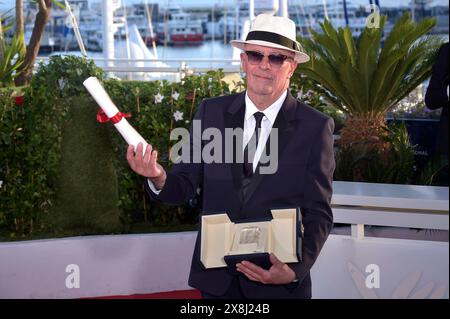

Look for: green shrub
[290,73,345,133]
[104,70,238,229]
[334,122,416,184]
[2,54,441,241]
[0,86,62,238]
[47,96,121,236]
[0,56,240,239]
[0,56,105,239]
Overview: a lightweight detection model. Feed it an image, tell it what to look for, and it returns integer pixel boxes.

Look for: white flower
[208,77,213,83]
[107,74,121,81]
[154,93,164,104]
[173,110,184,122]
[306,90,315,98]
[208,85,212,90]
[172,91,180,101]
[58,78,67,90]
[160,81,164,88]
[0,180,3,189]
[296,89,303,100]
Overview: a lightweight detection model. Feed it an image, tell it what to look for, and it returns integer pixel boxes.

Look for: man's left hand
[236,253,296,285]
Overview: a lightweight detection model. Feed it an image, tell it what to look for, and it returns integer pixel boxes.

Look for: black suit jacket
[425,42,449,156]
[146,91,335,298]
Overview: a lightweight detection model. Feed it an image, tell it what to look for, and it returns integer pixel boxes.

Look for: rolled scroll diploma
[83,77,148,155]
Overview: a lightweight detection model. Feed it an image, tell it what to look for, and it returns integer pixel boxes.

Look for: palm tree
[1,8,24,87]
[298,12,443,154]
[15,0,55,86]
[1,1,58,86]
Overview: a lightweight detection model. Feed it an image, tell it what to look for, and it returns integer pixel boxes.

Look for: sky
[1,0,448,11]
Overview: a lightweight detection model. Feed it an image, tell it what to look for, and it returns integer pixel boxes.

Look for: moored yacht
[157,7,204,45]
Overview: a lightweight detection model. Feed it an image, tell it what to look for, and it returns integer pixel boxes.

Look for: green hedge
[1,55,442,241]
[0,56,105,239]
[48,95,121,236]
[0,56,240,240]
[0,84,68,238]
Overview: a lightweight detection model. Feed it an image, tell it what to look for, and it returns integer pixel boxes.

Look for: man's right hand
[126,143,167,190]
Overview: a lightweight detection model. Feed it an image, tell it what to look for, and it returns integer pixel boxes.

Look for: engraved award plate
[231,224,268,254]
[239,226,261,245]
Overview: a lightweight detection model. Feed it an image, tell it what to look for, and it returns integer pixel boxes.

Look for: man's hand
[236,253,296,285]
[126,143,167,190]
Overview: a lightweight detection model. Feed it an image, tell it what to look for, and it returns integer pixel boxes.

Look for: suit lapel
[224,92,246,203]
[242,92,300,206]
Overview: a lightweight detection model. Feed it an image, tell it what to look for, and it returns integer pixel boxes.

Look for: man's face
[241,44,298,101]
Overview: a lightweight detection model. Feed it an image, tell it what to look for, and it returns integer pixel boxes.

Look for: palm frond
[356,17,386,113]
[297,12,444,118]
[0,32,25,86]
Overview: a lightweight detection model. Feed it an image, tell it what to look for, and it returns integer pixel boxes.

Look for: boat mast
[322,0,329,20]
[223,0,227,45]
[369,1,381,10]
[144,0,158,59]
[211,4,215,63]
[102,0,116,68]
[343,0,349,26]
[64,0,87,56]
[279,0,288,17]
[298,0,313,38]
[122,0,132,80]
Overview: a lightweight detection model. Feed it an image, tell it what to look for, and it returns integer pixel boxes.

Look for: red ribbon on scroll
[96,109,131,124]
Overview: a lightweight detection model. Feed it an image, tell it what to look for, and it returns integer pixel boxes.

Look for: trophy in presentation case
[200,207,303,273]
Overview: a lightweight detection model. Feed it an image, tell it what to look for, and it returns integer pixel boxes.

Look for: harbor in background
[2,0,448,82]
[2,0,448,54]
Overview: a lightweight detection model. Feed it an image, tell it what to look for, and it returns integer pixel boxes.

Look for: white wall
[0,232,448,299]
[312,235,449,298]
[0,232,195,299]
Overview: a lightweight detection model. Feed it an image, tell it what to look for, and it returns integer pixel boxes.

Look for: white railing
[332,181,449,239]
[35,57,242,75]
[0,181,448,299]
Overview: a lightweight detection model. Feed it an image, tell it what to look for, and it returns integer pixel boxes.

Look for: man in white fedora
[127,13,335,299]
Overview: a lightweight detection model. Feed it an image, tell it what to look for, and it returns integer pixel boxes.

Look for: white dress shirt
[243,90,286,173]
[148,90,288,194]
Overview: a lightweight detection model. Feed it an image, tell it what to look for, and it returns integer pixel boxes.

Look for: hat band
[245,31,299,51]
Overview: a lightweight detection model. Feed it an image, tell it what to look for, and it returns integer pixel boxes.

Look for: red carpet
[93,289,202,299]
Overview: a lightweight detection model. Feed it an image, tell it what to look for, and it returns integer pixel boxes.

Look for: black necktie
[243,112,265,178]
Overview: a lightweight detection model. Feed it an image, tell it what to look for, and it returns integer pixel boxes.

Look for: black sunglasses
[245,50,293,67]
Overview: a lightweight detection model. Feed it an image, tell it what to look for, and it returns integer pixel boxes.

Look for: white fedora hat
[231,13,310,64]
